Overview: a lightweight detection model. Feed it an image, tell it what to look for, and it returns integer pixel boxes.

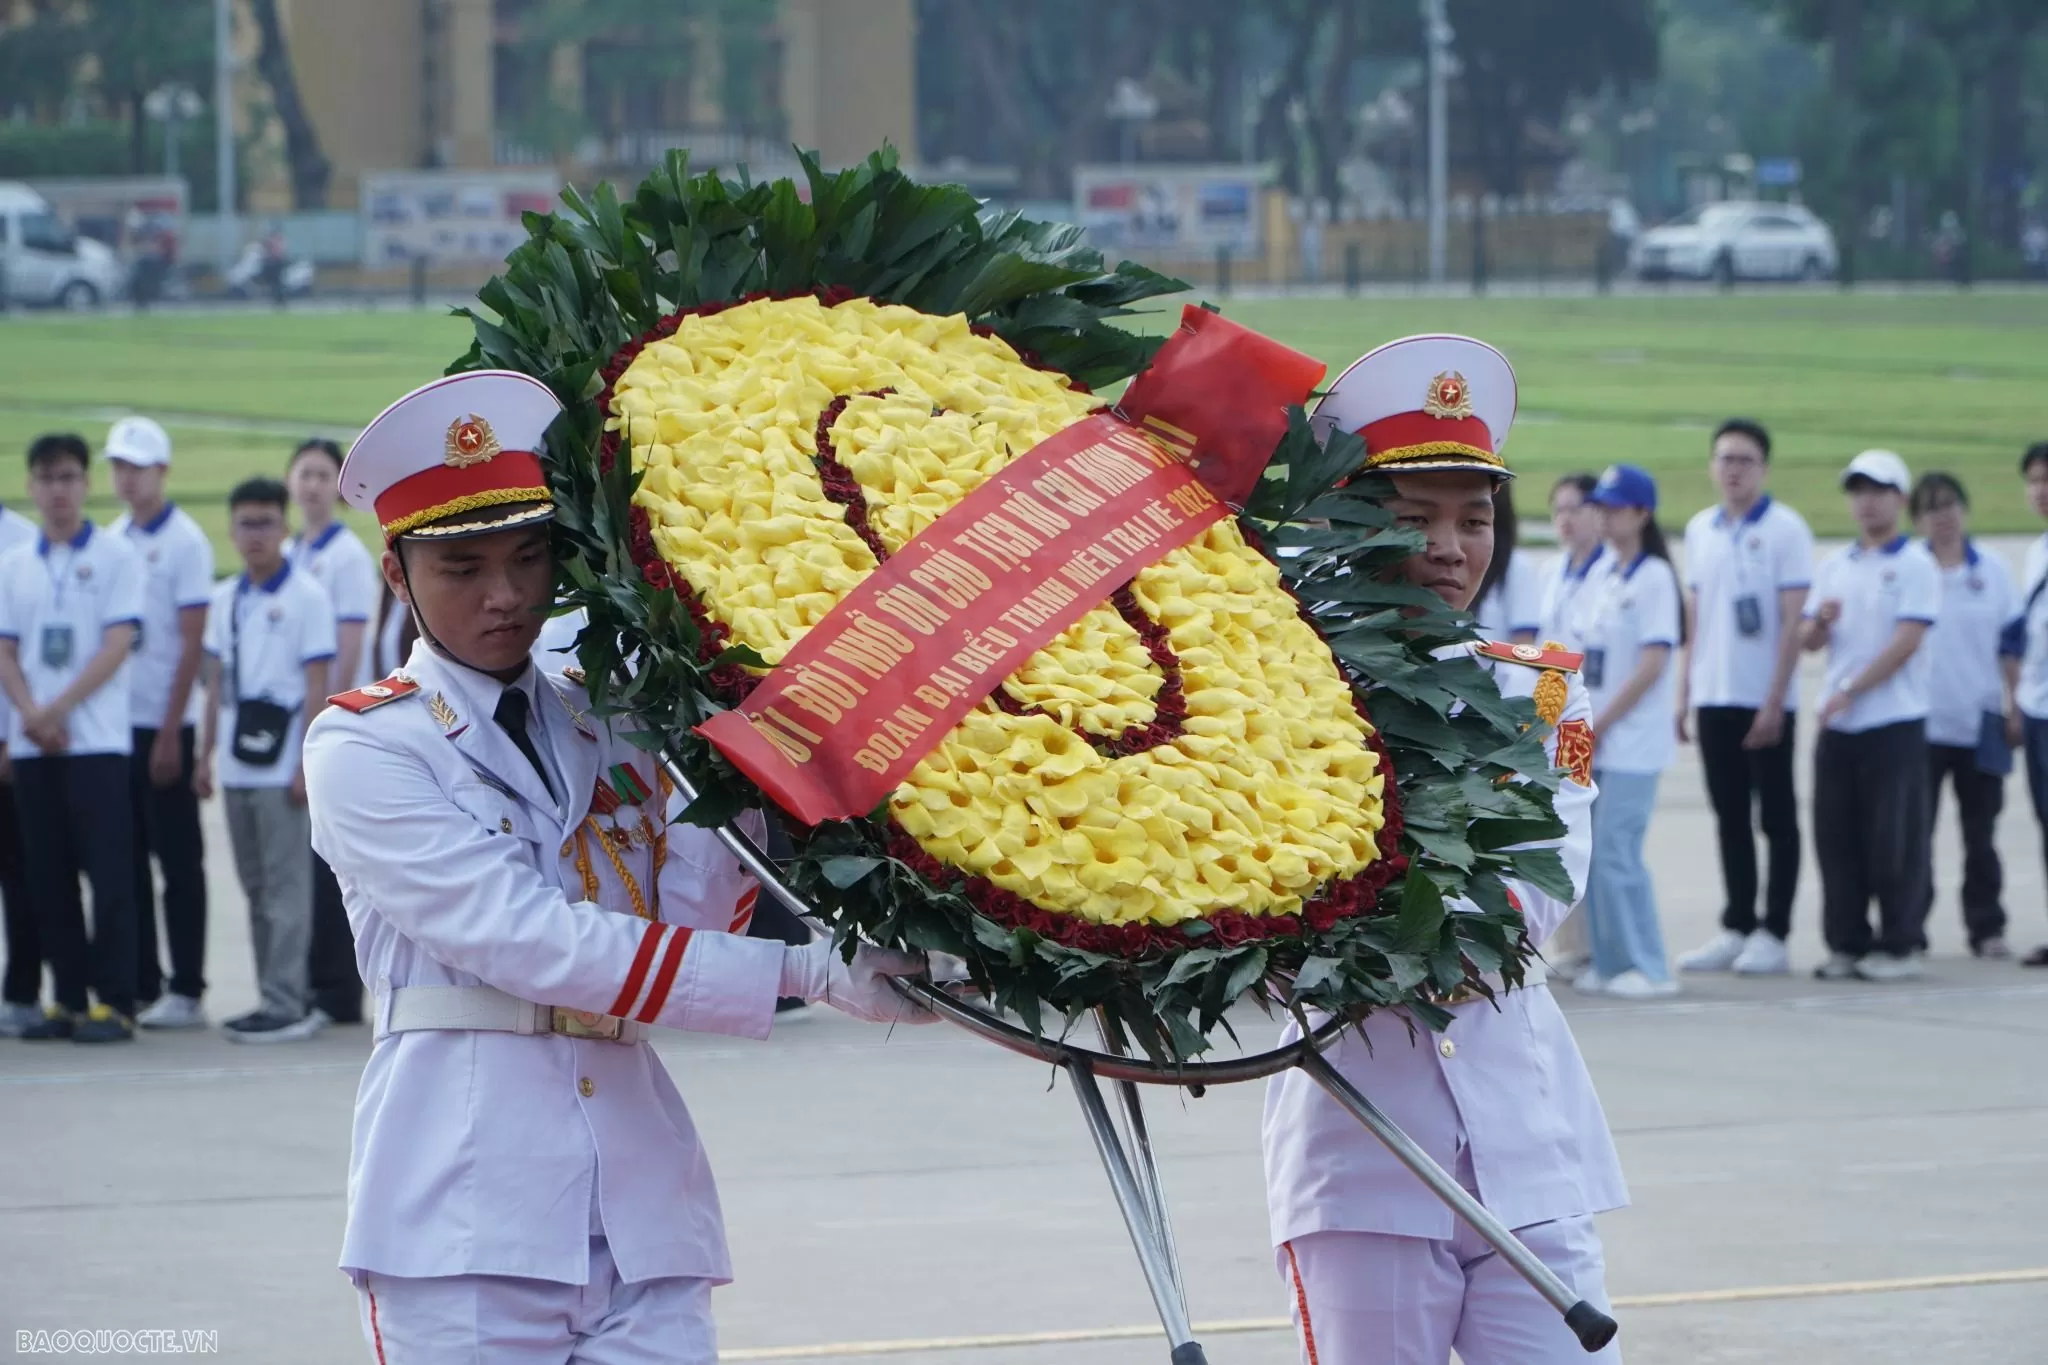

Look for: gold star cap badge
[444,413,502,468]
[1423,371,1474,420]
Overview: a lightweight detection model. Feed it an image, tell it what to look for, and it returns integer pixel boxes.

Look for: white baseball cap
[1841,448,1910,494]
[105,416,172,468]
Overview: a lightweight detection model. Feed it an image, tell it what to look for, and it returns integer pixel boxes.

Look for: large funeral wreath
[453,148,1572,1062]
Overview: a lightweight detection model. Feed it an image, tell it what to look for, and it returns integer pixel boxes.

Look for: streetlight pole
[214,0,237,277]
[1422,0,1451,285]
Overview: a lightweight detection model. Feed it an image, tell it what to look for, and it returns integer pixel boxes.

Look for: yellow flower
[613,295,1386,928]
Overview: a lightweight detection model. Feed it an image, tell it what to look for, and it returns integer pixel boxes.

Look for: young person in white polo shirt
[1538,472,1605,647]
[195,477,337,1042]
[286,437,376,1026]
[105,416,215,1029]
[1802,449,1939,982]
[1535,471,1605,975]
[1675,418,1813,977]
[1572,464,1683,998]
[0,433,146,1042]
[1910,473,2022,959]
[2009,441,2048,968]
[0,494,41,1037]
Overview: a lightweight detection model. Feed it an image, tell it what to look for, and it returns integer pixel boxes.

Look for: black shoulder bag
[229,590,294,768]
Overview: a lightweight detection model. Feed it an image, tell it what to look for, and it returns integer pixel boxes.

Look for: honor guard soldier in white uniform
[1264,336,1626,1364]
[303,371,933,1364]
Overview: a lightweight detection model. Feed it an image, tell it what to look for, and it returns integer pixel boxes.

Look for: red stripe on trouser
[635,927,695,1023]
[366,1285,389,1365]
[1283,1241,1321,1365]
[607,921,668,1018]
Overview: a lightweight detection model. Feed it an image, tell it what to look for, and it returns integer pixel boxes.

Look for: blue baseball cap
[1587,463,1657,510]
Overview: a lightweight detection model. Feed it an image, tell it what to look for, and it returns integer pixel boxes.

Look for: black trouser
[1695,704,1801,940]
[1923,742,2006,950]
[0,773,38,1005]
[1814,720,1931,959]
[130,725,208,1001]
[13,754,138,1017]
[308,853,363,1022]
[2022,717,2048,915]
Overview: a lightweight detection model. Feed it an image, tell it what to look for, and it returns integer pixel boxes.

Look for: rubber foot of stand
[1169,1342,1209,1365]
[1564,1300,1618,1352]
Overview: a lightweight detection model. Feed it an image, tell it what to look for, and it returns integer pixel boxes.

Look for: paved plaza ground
[4,601,2047,1364]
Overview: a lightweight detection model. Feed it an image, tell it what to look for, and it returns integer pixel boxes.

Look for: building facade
[273,0,915,209]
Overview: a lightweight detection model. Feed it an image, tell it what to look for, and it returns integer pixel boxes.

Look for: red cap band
[373,450,549,540]
[1356,411,1499,468]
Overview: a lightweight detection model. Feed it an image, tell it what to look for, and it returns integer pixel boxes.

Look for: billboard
[1073,165,1267,254]
[360,170,562,267]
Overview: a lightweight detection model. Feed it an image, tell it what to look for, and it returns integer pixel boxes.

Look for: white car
[0,181,125,309]
[1631,201,1838,283]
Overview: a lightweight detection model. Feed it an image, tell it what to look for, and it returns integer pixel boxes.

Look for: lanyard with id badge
[1724,518,1770,639]
[39,543,86,671]
[1580,565,1633,692]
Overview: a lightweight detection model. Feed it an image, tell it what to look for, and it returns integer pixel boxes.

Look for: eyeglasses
[230,516,285,534]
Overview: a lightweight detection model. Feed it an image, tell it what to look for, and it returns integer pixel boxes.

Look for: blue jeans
[1585,768,1671,982]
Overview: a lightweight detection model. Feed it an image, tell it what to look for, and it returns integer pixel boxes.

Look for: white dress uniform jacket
[1263,651,1626,1243]
[303,640,786,1288]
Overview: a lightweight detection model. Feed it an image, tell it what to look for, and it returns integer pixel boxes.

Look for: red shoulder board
[1475,640,1583,673]
[327,674,422,714]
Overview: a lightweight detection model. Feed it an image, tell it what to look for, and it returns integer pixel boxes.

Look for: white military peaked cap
[342,370,564,542]
[1310,334,1518,479]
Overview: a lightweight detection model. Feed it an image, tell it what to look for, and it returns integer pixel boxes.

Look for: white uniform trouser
[1275,1146,1620,1365]
[1277,1217,1619,1365]
[355,1238,716,1365]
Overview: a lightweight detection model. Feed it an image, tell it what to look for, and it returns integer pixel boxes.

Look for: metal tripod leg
[1068,1058,1210,1365]
[1298,1049,1619,1354]
[1094,1012,1185,1307]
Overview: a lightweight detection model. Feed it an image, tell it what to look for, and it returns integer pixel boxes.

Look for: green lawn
[0,291,2042,552]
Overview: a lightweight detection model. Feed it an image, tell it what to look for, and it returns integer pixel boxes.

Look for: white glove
[778,937,937,1026]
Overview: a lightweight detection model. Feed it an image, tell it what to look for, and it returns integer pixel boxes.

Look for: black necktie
[494,687,558,804]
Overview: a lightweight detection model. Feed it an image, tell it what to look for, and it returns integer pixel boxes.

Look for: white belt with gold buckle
[376,983,645,1044]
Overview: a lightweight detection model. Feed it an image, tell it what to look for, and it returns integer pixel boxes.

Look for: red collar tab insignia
[444,413,502,468]
[1423,370,1474,420]
[1554,717,1596,786]
[328,673,423,714]
[1475,640,1584,674]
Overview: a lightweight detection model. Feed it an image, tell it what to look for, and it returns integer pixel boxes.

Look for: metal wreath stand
[670,763,1618,1362]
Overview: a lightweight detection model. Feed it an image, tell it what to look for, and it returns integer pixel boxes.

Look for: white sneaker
[137,993,207,1029]
[1603,970,1680,999]
[1731,931,1790,976]
[1676,930,1747,972]
[1570,968,1611,994]
[1853,952,1924,983]
[0,1001,43,1037]
[1813,952,1860,981]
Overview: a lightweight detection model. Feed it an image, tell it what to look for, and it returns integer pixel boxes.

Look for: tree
[1751,0,2048,252]
[77,0,213,174]
[937,0,1174,197]
[249,0,330,209]
[0,2,89,122]
[1383,0,1659,198]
